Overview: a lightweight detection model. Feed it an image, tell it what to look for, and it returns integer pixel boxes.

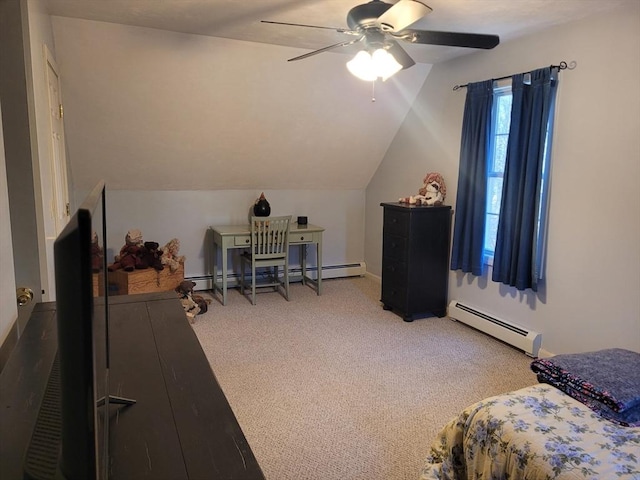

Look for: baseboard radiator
[187,262,366,291]
[448,300,541,357]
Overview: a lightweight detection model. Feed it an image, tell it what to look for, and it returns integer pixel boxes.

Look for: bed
[419,349,640,480]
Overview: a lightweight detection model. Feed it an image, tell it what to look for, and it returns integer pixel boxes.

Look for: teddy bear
[399,172,447,206]
[91,231,104,273]
[417,172,446,206]
[177,286,200,322]
[175,280,210,322]
[108,229,146,272]
[161,238,185,273]
[141,241,164,271]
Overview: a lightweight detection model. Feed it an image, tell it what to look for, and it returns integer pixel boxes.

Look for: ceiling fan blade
[386,40,415,70]
[399,29,499,49]
[261,20,350,34]
[377,0,432,33]
[287,37,364,62]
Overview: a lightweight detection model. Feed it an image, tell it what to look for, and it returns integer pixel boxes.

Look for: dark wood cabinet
[380,202,452,321]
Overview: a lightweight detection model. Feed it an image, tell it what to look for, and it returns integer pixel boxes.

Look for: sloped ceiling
[43,0,628,64]
[43,0,627,191]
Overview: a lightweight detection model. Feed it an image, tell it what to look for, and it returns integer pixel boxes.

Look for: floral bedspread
[419,384,640,479]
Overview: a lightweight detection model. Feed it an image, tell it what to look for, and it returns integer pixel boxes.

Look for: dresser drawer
[381,261,408,309]
[383,233,408,261]
[383,209,409,237]
[381,260,407,288]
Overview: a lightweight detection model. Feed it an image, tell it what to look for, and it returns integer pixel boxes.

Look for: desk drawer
[234,236,251,246]
[234,233,313,246]
[290,232,314,243]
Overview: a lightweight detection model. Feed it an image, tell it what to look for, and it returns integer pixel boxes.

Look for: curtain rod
[452,60,576,91]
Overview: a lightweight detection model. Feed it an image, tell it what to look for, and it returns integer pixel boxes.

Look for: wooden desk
[211,223,324,305]
[0,293,264,480]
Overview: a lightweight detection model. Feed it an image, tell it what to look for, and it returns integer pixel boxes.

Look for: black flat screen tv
[23,181,133,480]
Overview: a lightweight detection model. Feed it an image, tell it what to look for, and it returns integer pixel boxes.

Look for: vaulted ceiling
[41,0,627,191]
[43,0,627,65]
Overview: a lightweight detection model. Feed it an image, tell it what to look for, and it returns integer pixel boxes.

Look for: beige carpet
[191,277,538,480]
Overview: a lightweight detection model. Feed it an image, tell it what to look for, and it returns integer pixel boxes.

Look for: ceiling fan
[262,0,499,81]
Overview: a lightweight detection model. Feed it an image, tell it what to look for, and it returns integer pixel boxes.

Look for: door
[42,46,70,301]
[45,46,69,236]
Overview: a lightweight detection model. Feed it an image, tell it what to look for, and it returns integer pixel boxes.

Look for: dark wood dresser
[380,202,452,321]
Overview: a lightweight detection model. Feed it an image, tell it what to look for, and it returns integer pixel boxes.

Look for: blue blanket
[531,348,640,426]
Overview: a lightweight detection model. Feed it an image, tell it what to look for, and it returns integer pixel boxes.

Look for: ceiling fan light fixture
[346,48,402,82]
[372,48,403,80]
[347,50,377,81]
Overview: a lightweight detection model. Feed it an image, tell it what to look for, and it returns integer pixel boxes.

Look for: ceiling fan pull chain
[371,80,376,103]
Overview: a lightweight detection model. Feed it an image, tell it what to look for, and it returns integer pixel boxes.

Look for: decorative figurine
[253,192,271,216]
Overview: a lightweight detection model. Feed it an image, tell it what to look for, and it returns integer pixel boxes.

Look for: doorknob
[17,287,34,306]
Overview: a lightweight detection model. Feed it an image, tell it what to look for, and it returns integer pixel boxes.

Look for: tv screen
[55,180,108,479]
[23,181,132,480]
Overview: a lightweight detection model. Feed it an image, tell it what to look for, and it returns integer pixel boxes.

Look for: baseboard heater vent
[188,262,366,291]
[448,300,541,357]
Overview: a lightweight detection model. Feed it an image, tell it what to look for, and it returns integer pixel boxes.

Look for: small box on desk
[109,263,184,295]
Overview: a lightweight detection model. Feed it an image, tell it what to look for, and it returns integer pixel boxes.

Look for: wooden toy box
[109,263,184,295]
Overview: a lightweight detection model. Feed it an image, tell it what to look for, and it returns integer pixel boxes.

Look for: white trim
[188,262,366,291]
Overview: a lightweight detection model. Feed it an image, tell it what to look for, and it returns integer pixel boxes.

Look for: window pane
[496,95,512,134]
[484,213,500,253]
[493,134,508,172]
[484,86,511,256]
[486,177,503,214]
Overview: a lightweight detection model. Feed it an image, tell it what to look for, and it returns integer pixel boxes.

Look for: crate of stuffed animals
[107,229,186,295]
[109,263,184,295]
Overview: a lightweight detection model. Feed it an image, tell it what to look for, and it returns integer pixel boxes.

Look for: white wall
[365,2,640,355]
[0,99,18,347]
[50,16,431,192]
[102,189,365,282]
[47,17,432,293]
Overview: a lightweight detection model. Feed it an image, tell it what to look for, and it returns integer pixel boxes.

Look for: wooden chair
[240,216,291,305]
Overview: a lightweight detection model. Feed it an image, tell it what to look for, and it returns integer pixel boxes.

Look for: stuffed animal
[91,231,104,273]
[175,280,210,322]
[108,229,146,271]
[162,238,185,273]
[418,172,446,206]
[399,172,447,206]
[192,293,209,314]
[142,241,164,271]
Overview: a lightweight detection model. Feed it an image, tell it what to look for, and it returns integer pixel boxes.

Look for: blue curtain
[450,80,494,275]
[492,67,558,291]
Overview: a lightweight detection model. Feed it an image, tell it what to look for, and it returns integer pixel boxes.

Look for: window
[483,85,512,261]
[451,68,558,290]
[483,80,554,275]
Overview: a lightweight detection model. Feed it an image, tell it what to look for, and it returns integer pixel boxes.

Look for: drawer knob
[245,239,250,244]
[300,236,304,241]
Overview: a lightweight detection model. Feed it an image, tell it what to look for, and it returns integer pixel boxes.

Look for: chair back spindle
[240,215,292,304]
[251,217,290,258]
